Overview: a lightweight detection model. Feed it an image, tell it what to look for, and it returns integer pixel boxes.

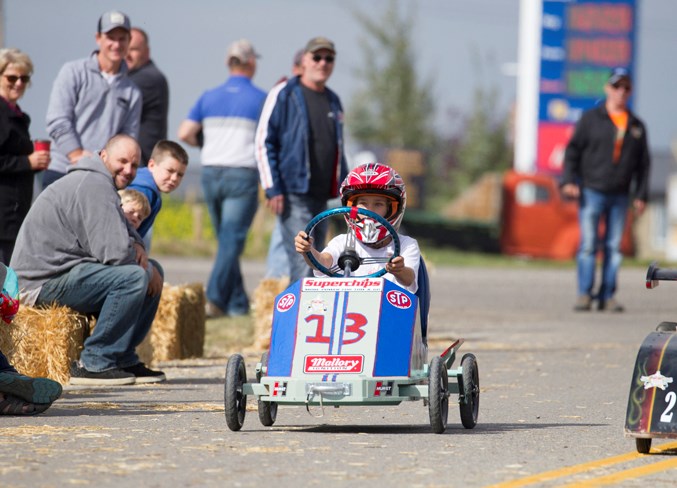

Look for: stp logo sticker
[276,293,296,312]
[386,290,412,309]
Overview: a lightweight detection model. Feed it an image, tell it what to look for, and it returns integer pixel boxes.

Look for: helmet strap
[362,235,392,249]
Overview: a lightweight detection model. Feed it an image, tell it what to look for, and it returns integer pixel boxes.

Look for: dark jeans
[0,351,17,373]
[37,261,163,372]
[41,169,65,189]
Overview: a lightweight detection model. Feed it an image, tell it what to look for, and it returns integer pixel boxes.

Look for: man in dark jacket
[561,68,651,312]
[256,36,348,283]
[126,27,169,164]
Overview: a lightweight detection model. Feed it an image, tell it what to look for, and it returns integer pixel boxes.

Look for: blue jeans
[280,193,328,283]
[0,351,17,373]
[577,188,629,301]
[201,166,259,315]
[37,261,163,372]
[265,219,290,279]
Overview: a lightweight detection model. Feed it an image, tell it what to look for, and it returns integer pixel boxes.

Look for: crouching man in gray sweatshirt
[10,135,165,386]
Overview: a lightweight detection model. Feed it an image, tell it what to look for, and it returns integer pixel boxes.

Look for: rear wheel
[428,356,449,434]
[257,352,277,426]
[224,354,247,431]
[459,353,479,429]
[636,437,651,454]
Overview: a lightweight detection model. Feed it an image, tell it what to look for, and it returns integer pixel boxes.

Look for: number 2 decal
[660,391,677,423]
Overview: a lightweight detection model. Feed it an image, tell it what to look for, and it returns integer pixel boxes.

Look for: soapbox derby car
[224,207,480,433]
[625,262,677,453]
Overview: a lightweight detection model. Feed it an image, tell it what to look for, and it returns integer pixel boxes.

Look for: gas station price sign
[536,0,637,173]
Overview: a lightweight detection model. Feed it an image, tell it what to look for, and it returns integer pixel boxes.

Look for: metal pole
[514,0,542,174]
[0,0,5,48]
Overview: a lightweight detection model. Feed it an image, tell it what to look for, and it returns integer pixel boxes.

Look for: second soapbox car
[224,207,480,433]
[625,262,677,453]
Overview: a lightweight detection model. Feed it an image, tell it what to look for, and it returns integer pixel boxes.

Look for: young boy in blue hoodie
[127,140,189,244]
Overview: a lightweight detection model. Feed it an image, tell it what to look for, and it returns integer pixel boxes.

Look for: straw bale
[0,304,90,384]
[251,277,289,351]
[137,282,205,364]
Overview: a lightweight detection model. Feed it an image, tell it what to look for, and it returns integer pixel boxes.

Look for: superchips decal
[302,278,383,292]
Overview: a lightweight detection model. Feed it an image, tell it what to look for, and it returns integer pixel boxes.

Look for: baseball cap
[305,36,336,54]
[98,11,131,34]
[608,67,631,86]
[227,39,260,63]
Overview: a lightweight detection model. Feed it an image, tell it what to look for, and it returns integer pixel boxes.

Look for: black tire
[459,353,479,429]
[224,354,247,431]
[428,355,449,434]
[636,437,651,454]
[656,322,677,332]
[257,352,277,427]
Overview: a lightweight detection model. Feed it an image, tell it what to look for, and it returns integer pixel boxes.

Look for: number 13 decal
[305,313,368,345]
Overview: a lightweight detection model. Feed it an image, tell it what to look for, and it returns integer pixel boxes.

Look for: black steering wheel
[303,206,401,278]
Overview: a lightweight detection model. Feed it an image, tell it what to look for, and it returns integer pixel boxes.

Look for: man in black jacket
[561,68,651,312]
[126,27,169,164]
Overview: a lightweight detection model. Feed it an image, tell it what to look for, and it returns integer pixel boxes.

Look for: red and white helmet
[339,162,406,247]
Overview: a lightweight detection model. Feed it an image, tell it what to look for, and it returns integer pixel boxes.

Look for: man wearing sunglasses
[256,36,348,284]
[561,68,651,313]
[43,11,142,188]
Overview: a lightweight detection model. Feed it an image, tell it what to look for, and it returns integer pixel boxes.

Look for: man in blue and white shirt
[178,39,266,318]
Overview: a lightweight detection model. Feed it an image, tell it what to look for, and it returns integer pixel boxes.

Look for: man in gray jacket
[10,135,165,386]
[43,10,142,188]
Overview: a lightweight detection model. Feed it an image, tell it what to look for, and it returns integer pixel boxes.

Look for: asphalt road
[2,257,677,487]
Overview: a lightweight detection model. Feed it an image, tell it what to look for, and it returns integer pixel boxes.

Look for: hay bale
[251,277,289,351]
[0,304,89,384]
[137,282,206,364]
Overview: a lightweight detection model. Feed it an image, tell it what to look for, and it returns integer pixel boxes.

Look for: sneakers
[0,371,62,404]
[69,361,166,385]
[573,295,625,313]
[69,362,135,386]
[598,298,625,313]
[205,301,226,319]
[121,363,166,384]
[573,295,592,311]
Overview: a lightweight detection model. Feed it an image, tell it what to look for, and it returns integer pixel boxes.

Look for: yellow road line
[560,457,677,487]
[487,441,677,488]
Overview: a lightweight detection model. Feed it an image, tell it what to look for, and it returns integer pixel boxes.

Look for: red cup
[34,139,51,152]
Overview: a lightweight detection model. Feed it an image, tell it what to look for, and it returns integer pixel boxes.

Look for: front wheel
[257,352,277,426]
[459,353,479,429]
[428,355,449,434]
[224,354,247,431]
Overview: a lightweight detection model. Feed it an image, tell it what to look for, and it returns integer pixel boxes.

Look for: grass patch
[203,315,255,358]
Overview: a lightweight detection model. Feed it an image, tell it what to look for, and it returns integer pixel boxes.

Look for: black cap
[608,67,631,86]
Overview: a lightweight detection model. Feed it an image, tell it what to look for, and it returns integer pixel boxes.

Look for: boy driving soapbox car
[223,205,480,434]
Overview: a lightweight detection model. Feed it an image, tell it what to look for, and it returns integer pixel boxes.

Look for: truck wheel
[224,354,247,431]
[428,355,449,434]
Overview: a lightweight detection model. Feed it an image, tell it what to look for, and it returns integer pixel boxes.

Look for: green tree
[348,0,436,149]
[449,85,513,196]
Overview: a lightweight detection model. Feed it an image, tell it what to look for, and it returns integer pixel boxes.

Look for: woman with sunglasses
[0,48,50,265]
